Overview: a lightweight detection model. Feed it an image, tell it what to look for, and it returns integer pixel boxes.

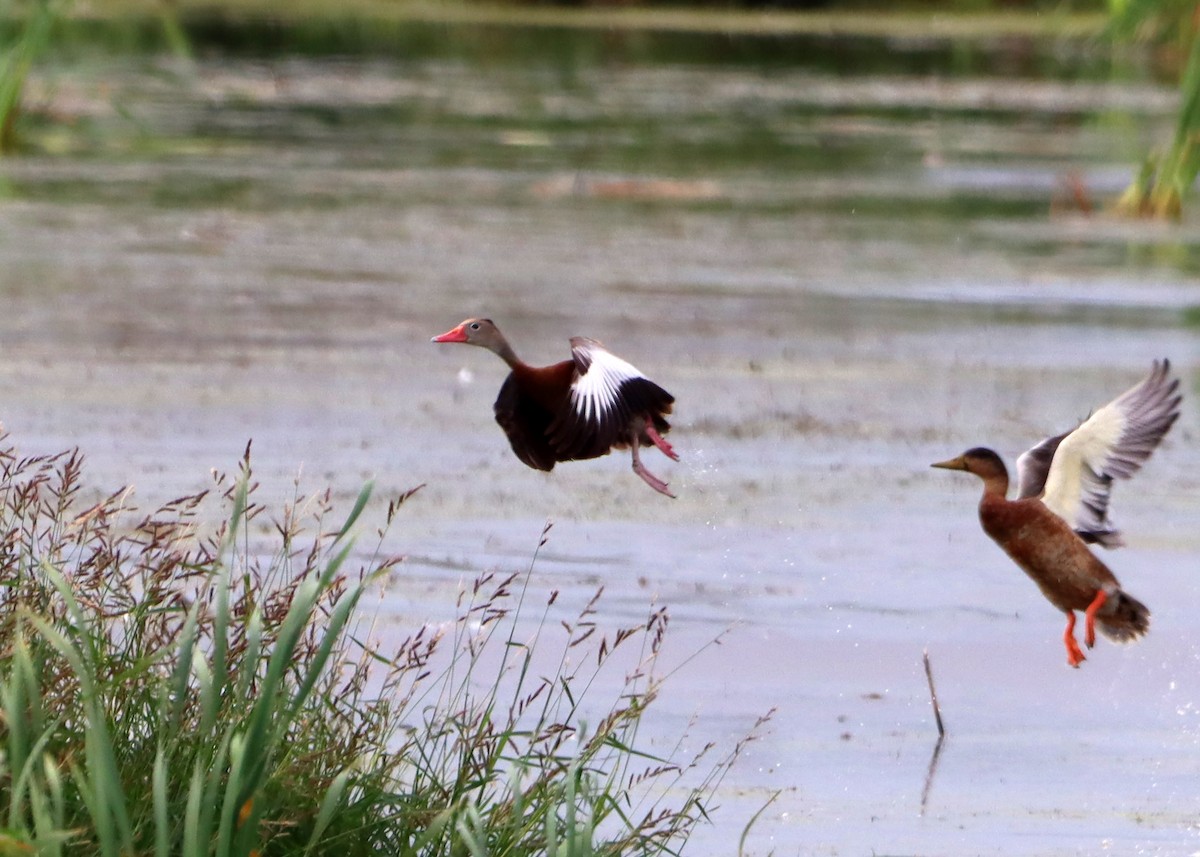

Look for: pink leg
[1063,613,1085,668]
[1083,589,1108,649]
[644,422,680,462]
[631,436,675,498]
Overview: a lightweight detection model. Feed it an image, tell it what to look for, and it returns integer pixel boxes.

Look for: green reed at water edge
[1109,0,1200,218]
[0,0,191,154]
[0,439,760,856]
[0,0,64,153]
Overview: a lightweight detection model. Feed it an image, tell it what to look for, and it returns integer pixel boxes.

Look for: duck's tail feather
[1097,589,1150,642]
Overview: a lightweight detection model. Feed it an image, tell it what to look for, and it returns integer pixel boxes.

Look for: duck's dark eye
[469,322,480,331]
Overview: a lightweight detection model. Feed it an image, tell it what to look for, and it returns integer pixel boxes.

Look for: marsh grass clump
[0,436,761,856]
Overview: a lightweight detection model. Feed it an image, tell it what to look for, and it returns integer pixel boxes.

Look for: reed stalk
[1110,0,1200,218]
[0,0,64,154]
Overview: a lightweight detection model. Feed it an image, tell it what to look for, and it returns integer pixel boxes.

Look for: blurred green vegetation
[1109,0,1200,218]
[0,0,62,151]
[0,0,1114,159]
[6,0,1113,48]
[61,0,1112,13]
[5,0,1200,218]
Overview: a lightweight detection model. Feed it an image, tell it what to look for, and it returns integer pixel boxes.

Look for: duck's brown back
[978,495,1120,613]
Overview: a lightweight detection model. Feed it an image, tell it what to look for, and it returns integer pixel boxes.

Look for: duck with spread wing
[933,360,1181,667]
[433,318,679,497]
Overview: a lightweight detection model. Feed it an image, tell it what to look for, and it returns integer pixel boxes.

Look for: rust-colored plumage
[432,318,678,497]
[934,448,1150,668]
[932,361,1180,668]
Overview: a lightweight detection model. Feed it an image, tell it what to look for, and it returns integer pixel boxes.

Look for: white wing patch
[568,338,644,427]
[1041,407,1123,523]
[1040,360,1180,541]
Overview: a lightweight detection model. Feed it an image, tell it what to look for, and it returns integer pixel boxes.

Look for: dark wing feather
[607,377,674,448]
[546,390,626,461]
[1015,431,1068,499]
[546,339,674,461]
[493,373,558,472]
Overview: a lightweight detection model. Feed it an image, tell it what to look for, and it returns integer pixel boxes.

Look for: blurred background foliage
[1108,0,1200,217]
[2,0,1200,216]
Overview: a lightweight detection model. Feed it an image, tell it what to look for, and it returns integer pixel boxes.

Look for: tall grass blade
[25,577,134,857]
[1111,1,1200,216]
[336,481,374,541]
[181,761,207,857]
[215,734,248,857]
[302,767,352,855]
[152,746,169,857]
[0,0,59,153]
[166,593,203,729]
[34,754,68,856]
[155,0,192,60]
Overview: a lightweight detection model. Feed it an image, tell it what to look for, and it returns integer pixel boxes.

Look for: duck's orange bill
[931,456,967,470]
[431,325,468,343]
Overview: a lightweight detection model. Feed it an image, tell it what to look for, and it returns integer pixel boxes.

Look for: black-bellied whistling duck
[932,360,1180,667]
[432,318,679,497]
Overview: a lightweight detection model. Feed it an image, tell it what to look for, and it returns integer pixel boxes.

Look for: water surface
[1,25,1198,855]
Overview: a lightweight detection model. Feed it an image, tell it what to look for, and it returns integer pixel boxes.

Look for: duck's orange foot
[1083,589,1108,649]
[1064,612,1086,668]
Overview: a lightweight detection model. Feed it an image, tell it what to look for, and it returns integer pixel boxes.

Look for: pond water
[1,22,1199,855]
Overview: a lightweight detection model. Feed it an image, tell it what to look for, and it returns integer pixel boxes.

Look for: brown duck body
[934,446,1150,667]
[977,492,1147,644]
[932,362,1181,667]
[495,360,577,471]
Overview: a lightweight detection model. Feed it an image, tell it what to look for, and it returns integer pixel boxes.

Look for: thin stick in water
[920,648,947,816]
[923,648,945,737]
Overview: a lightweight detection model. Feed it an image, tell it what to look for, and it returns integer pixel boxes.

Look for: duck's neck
[978,472,1009,501]
[487,335,521,369]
